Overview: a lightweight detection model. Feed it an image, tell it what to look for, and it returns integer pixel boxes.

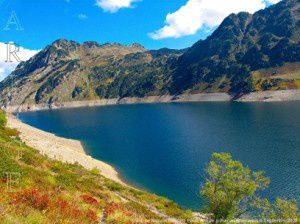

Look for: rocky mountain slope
[0,0,299,109]
[172,0,300,95]
[0,40,183,108]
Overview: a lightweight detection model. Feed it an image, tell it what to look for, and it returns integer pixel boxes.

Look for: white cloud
[96,0,140,13]
[267,0,280,3]
[149,0,280,40]
[0,42,39,81]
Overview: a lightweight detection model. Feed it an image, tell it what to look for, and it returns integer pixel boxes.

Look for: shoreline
[3,93,231,113]
[2,90,300,113]
[3,89,300,190]
[6,114,127,186]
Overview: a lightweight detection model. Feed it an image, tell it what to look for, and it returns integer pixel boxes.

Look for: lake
[18,102,300,210]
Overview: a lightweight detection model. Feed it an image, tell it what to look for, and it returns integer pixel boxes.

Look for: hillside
[0,110,199,223]
[0,0,299,109]
[0,41,183,108]
[172,0,300,95]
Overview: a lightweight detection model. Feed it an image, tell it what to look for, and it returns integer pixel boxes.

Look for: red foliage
[80,194,99,206]
[0,177,8,183]
[54,197,83,219]
[85,209,98,222]
[11,188,99,223]
[70,206,83,219]
[55,197,69,212]
[13,188,50,210]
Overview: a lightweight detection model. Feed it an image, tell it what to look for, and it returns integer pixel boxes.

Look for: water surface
[19,102,300,210]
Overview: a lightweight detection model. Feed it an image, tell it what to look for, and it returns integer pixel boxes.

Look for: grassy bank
[0,110,196,224]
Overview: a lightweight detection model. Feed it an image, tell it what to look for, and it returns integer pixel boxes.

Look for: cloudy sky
[0,0,280,81]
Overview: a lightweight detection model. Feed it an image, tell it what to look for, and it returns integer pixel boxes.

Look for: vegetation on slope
[251,63,300,91]
[0,110,195,224]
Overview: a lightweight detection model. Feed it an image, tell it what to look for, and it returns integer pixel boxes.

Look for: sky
[0,0,280,80]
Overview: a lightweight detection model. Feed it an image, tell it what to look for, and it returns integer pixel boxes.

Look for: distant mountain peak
[82,41,101,48]
[51,39,80,49]
[130,43,145,49]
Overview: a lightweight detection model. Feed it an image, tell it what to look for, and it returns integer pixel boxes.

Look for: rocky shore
[237,89,300,102]
[6,114,126,185]
[2,90,300,113]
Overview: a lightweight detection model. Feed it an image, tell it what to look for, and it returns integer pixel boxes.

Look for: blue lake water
[18,102,300,210]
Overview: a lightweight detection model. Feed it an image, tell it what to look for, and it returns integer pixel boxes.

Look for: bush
[0,147,22,179]
[80,194,99,206]
[253,197,299,224]
[105,180,125,192]
[90,167,100,176]
[57,170,78,188]
[13,188,50,211]
[0,111,7,128]
[201,152,270,223]
[20,148,45,166]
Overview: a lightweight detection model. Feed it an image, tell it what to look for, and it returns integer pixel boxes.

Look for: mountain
[0,0,299,109]
[172,0,300,95]
[0,40,183,107]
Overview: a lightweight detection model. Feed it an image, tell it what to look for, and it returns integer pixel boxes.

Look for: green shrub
[0,111,7,128]
[24,210,47,224]
[105,180,125,192]
[0,147,22,178]
[201,152,270,223]
[253,197,299,224]
[125,201,160,220]
[90,167,100,176]
[57,170,78,188]
[4,128,19,137]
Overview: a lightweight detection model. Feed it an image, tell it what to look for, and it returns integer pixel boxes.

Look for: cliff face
[0,0,299,108]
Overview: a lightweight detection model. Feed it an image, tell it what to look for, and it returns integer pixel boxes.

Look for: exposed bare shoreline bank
[2,90,300,113]
[3,90,300,187]
[6,114,126,185]
[236,89,300,102]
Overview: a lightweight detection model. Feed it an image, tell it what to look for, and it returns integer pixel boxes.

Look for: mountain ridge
[0,0,299,109]
[172,0,300,94]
